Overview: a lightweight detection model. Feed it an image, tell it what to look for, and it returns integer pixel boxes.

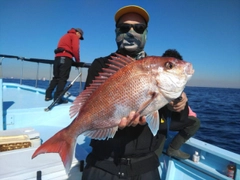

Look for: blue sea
[3,78,240,154]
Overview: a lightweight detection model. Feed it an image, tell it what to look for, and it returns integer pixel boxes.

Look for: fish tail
[31,127,76,174]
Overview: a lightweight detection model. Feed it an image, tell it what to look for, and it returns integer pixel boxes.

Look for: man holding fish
[32,4,195,180]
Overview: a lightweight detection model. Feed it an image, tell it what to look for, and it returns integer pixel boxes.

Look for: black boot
[167,134,190,159]
[167,146,190,159]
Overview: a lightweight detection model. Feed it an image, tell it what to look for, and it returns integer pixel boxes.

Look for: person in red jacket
[45,28,84,104]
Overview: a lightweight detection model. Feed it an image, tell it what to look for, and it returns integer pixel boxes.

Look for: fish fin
[146,111,159,136]
[83,126,118,140]
[136,91,158,115]
[69,88,91,118]
[108,53,135,68]
[69,53,135,118]
[32,128,76,174]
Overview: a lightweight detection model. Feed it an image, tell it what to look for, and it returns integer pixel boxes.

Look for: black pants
[82,152,161,180]
[82,166,160,180]
[45,56,72,101]
[170,116,200,140]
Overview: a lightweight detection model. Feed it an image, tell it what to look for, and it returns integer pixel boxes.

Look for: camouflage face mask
[115,28,147,55]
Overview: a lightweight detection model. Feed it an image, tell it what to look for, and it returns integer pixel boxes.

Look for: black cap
[75,28,84,40]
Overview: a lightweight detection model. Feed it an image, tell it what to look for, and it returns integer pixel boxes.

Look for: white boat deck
[3,83,52,109]
[0,147,82,180]
[1,83,88,179]
[2,83,74,132]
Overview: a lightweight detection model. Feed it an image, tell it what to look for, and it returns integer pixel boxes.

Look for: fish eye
[165,62,174,69]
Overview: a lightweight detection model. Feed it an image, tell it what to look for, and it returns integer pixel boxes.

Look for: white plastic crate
[0,127,40,152]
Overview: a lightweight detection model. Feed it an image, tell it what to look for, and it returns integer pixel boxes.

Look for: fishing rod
[44,72,82,112]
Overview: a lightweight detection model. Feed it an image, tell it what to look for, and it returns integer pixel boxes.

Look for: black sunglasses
[116,23,147,34]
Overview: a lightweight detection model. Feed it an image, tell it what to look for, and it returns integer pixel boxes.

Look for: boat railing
[0,54,91,90]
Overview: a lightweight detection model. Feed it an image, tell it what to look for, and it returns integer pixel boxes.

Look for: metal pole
[44,72,82,112]
[20,60,23,85]
[0,57,3,79]
[35,63,39,88]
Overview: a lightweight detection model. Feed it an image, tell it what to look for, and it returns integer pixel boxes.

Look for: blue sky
[0,0,240,88]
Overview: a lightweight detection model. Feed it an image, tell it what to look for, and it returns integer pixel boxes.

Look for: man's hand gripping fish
[32,53,194,174]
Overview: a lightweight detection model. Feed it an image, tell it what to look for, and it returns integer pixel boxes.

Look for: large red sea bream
[32,53,194,173]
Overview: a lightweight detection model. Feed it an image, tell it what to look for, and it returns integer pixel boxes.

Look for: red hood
[67,28,76,34]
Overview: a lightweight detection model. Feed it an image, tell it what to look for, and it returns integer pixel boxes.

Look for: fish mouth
[184,63,194,75]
